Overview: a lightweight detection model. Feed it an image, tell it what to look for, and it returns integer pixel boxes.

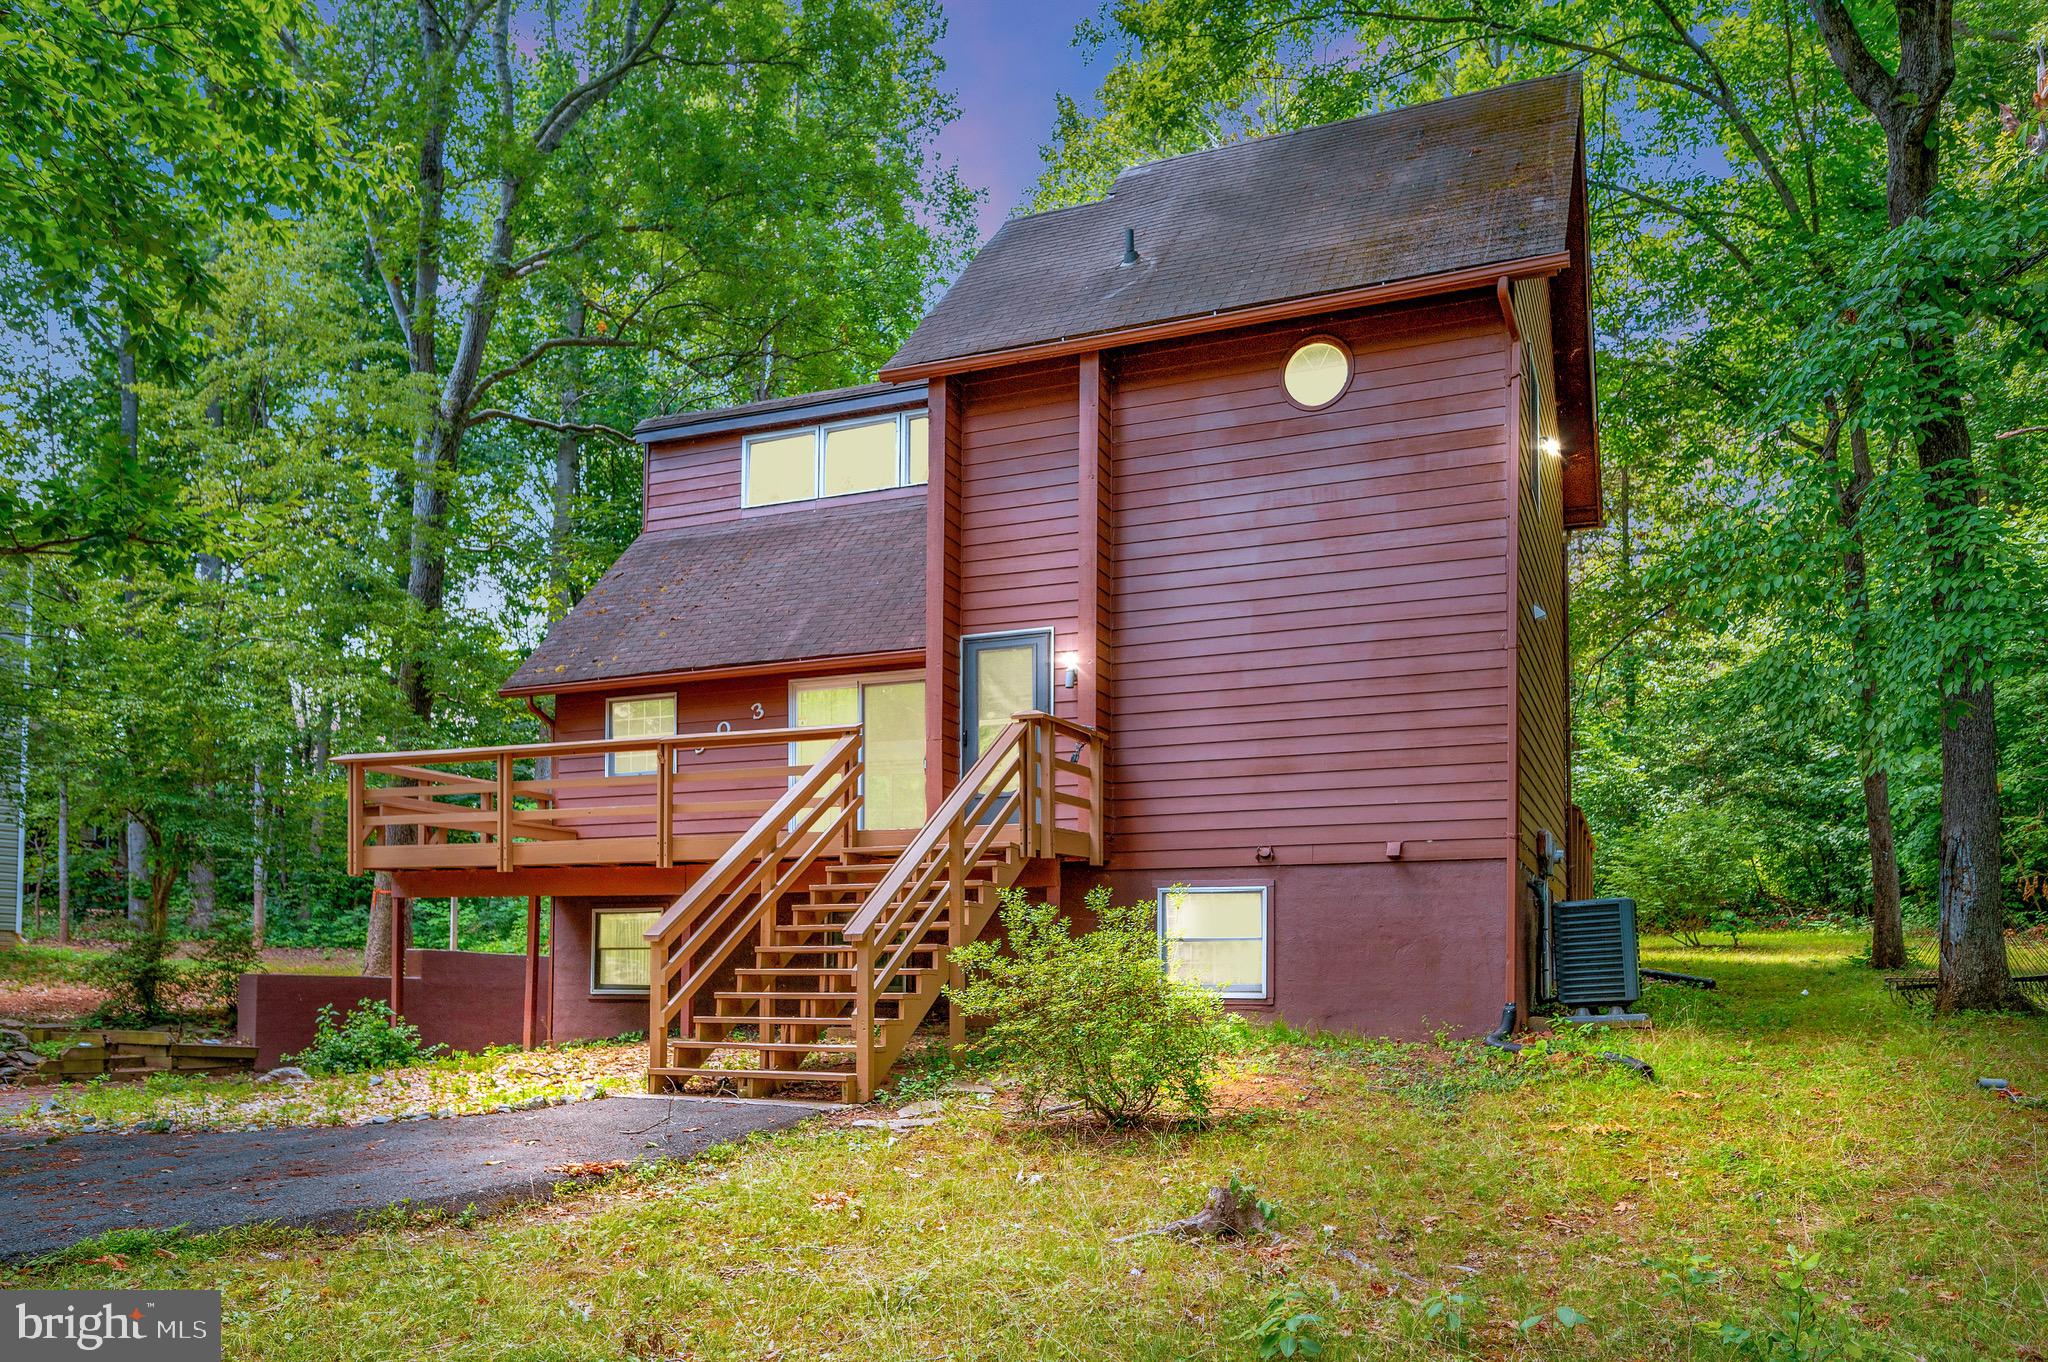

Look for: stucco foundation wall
[1061,859,1507,1039]
[238,950,542,1067]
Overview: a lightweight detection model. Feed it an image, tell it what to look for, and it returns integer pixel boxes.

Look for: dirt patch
[0,982,107,1025]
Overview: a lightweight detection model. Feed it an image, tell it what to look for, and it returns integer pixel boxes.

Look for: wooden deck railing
[842,711,1104,1096]
[644,731,865,1079]
[332,725,858,876]
[1565,803,1595,901]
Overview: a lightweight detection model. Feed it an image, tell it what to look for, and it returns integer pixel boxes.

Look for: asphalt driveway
[0,1096,814,1261]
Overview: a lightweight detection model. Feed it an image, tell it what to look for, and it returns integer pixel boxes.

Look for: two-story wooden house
[336,75,1602,1100]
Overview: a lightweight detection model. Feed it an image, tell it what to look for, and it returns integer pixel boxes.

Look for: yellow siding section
[1512,279,1569,903]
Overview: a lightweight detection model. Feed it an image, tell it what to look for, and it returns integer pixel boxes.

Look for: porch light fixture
[1058,651,1080,688]
[1540,436,1563,458]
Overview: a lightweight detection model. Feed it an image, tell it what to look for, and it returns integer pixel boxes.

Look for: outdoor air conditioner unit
[1550,896,1641,1014]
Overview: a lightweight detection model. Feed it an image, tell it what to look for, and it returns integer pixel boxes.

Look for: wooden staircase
[646,711,1104,1102]
[650,837,1027,1100]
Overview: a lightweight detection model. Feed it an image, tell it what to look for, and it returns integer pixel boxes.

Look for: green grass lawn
[4,930,2044,1360]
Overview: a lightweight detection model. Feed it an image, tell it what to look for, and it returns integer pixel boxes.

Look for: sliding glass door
[791,673,927,829]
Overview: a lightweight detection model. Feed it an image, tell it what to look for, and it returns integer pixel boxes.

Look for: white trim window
[605,693,676,777]
[1158,885,1269,999]
[741,412,929,508]
[591,908,657,993]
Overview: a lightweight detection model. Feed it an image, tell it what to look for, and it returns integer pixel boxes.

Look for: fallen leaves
[551,1160,630,1178]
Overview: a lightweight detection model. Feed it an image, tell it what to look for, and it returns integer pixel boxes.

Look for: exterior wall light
[1058,651,1080,689]
[1540,436,1563,458]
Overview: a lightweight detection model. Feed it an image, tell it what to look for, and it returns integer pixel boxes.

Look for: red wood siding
[925,377,963,808]
[954,358,1082,728]
[1104,296,1515,871]
[549,663,921,848]
[643,431,743,534]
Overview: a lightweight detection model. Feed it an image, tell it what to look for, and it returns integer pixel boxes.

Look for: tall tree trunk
[187,860,216,933]
[366,876,395,977]
[251,761,267,949]
[55,773,70,945]
[1617,462,1637,721]
[28,831,42,936]
[448,897,460,950]
[1864,768,1905,967]
[124,817,146,925]
[1833,423,1905,969]
[146,849,174,938]
[1893,161,2010,1011]
[117,328,146,931]
[548,297,587,621]
[1809,0,2012,1009]
[307,708,329,865]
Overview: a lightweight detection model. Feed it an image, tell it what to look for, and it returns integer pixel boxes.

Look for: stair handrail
[841,717,1029,950]
[644,729,864,1066]
[840,712,1102,1098]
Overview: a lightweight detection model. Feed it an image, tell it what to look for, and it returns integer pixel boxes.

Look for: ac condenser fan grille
[1552,897,1640,1008]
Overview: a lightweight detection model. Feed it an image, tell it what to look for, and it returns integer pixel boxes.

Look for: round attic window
[1283,338,1350,409]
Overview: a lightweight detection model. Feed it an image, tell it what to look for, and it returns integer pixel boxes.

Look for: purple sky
[932,2,1108,243]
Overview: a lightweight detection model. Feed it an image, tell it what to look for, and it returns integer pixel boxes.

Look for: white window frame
[604,691,677,778]
[740,410,927,509]
[1157,884,1271,1001]
[787,669,926,829]
[590,907,658,995]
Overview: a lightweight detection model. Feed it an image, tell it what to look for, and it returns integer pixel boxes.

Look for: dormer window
[741,412,929,508]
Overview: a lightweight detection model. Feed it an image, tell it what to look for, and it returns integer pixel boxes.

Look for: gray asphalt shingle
[884,75,1580,374]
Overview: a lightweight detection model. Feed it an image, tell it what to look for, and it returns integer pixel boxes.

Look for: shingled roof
[883,75,1582,378]
[502,497,924,695]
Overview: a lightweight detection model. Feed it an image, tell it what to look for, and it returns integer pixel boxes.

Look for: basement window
[742,411,929,508]
[1158,886,1269,999]
[592,909,657,993]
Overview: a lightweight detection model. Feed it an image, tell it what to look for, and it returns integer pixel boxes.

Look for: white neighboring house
[0,778,18,944]
[2,597,21,943]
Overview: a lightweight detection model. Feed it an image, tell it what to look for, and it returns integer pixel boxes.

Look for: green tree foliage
[0,0,326,564]
[1,0,973,959]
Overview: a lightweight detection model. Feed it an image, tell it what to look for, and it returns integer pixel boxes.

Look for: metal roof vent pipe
[1120,227,1139,267]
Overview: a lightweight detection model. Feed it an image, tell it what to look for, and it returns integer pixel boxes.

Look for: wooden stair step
[693,1017,847,1032]
[714,990,857,1003]
[738,966,936,979]
[649,1066,854,1081]
[681,1039,857,1054]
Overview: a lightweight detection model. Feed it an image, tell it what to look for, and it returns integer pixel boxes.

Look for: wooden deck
[333,724,860,877]
[335,713,1106,1101]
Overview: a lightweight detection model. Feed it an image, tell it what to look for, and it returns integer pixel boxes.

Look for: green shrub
[1601,803,1761,945]
[85,927,180,1026]
[284,1001,444,1074]
[945,886,1229,1125]
[188,924,260,1021]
